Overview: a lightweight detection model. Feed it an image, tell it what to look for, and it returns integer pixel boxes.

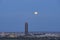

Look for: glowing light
[34,12,38,15]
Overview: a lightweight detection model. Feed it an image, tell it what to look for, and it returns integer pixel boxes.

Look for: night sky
[0,0,60,32]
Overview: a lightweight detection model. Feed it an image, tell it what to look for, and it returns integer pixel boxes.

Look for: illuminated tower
[25,22,28,35]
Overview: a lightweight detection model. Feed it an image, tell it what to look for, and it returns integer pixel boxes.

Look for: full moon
[34,12,38,15]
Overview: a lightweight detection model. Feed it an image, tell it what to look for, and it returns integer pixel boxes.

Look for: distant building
[25,22,28,35]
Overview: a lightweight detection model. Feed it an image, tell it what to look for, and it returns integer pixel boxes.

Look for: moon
[34,12,38,15]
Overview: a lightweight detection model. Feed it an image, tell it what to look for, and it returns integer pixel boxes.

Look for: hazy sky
[0,0,60,32]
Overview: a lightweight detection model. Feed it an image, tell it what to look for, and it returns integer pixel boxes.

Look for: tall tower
[25,22,28,35]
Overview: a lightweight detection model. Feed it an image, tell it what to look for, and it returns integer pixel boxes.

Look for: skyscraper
[25,22,28,35]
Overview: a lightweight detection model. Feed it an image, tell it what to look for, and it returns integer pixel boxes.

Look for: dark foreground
[0,37,60,40]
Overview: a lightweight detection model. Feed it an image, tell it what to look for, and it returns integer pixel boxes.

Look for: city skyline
[0,0,60,32]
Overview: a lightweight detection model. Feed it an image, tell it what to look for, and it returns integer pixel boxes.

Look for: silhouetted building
[25,22,28,35]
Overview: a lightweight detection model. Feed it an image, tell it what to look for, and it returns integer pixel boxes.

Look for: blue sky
[0,0,60,32]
